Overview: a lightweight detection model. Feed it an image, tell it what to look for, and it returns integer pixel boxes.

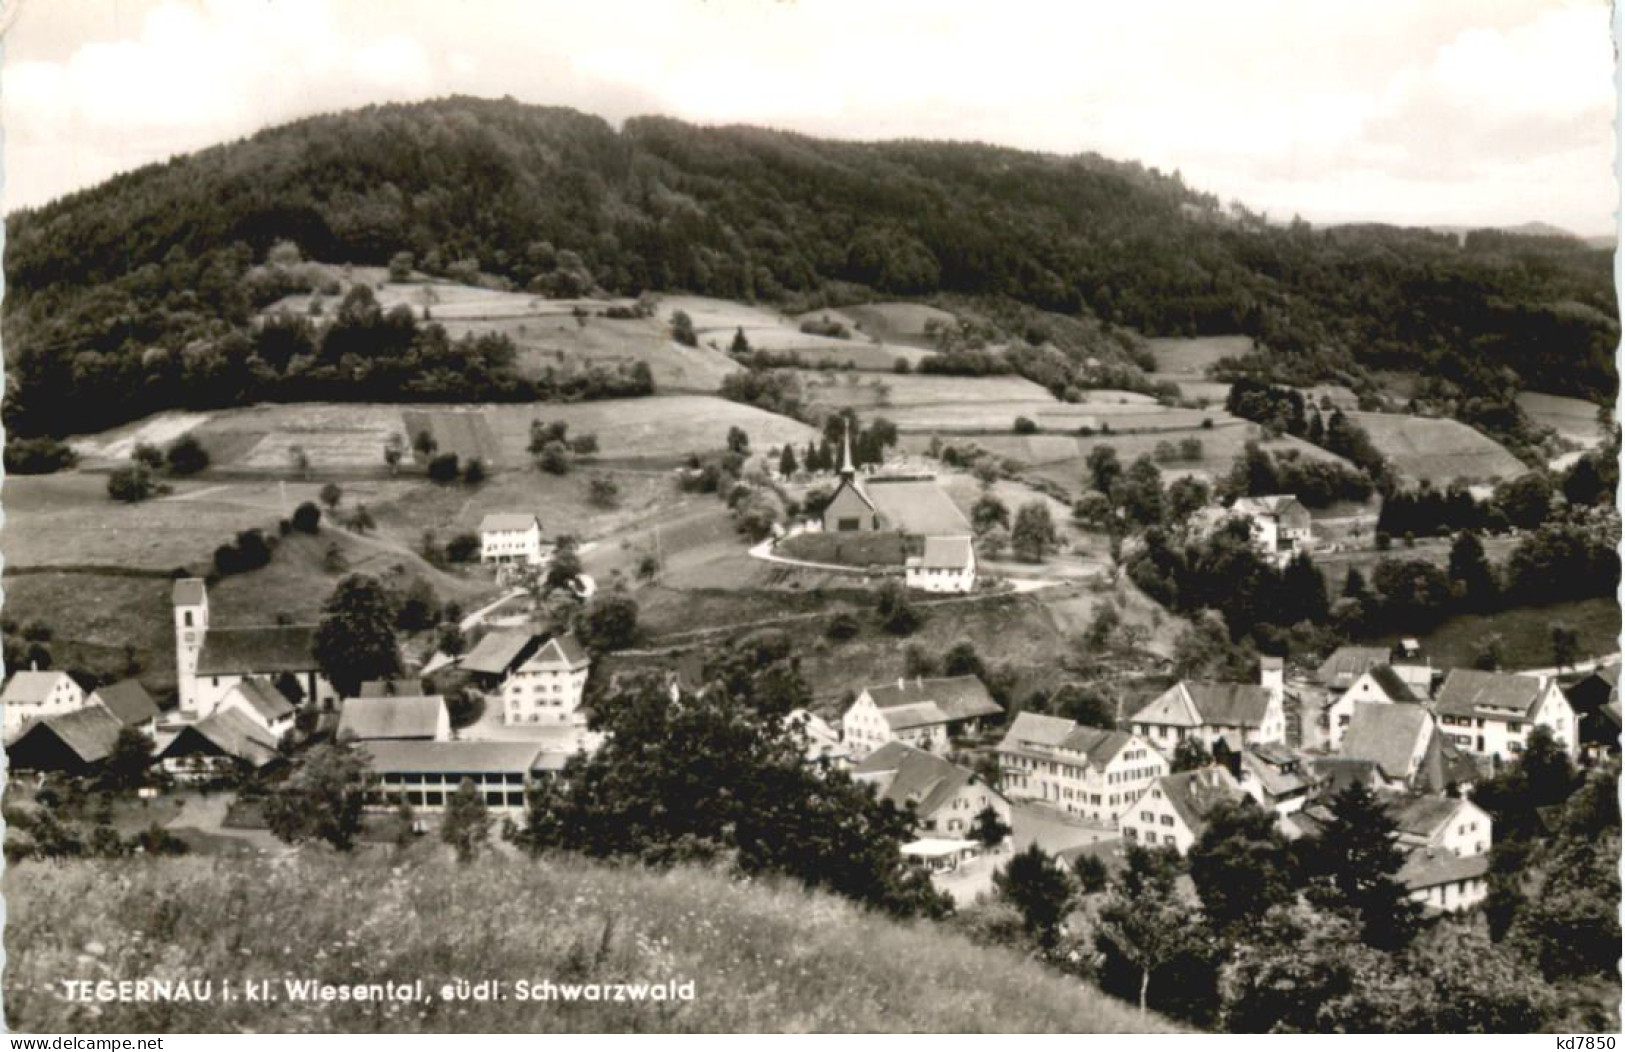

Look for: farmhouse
[2,668,87,739]
[1399,850,1490,913]
[173,578,337,719]
[1433,669,1574,760]
[1323,664,1421,750]
[1230,495,1312,563]
[841,675,1003,759]
[1119,767,1247,854]
[215,678,297,738]
[1389,795,1492,858]
[86,680,161,736]
[1129,660,1287,753]
[852,741,1011,838]
[479,513,546,566]
[1337,701,1433,789]
[7,706,125,775]
[337,695,451,742]
[360,741,569,812]
[905,536,976,593]
[1315,646,1394,691]
[459,628,536,687]
[498,633,591,727]
[995,712,1167,826]
[158,710,283,780]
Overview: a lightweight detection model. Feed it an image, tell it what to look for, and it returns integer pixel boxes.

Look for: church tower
[839,417,856,481]
[173,578,209,715]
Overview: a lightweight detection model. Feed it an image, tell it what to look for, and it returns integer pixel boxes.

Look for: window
[1160,815,1174,827]
[184,611,194,627]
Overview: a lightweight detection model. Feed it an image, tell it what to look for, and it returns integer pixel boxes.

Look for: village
[4,406,1617,929]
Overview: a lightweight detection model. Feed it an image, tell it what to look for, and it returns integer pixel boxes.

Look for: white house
[214,678,298,738]
[995,712,1168,826]
[852,741,1011,838]
[1231,495,1312,564]
[905,536,977,594]
[1119,767,1247,854]
[479,513,546,566]
[359,741,570,812]
[173,578,337,718]
[499,634,591,727]
[1324,664,1421,750]
[1433,668,1575,760]
[85,680,161,736]
[1390,794,1492,858]
[337,695,451,742]
[1399,850,1490,913]
[841,675,1003,759]
[1338,700,1435,789]
[1230,742,1313,815]
[2,669,86,739]
[1129,660,1287,753]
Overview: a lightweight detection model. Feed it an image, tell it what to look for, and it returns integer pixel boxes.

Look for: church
[173,578,339,719]
[819,429,971,539]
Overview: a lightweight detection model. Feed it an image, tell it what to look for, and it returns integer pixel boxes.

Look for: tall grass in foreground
[5,847,1176,1033]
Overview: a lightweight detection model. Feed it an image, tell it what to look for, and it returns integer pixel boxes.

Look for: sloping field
[1145,334,1253,376]
[799,302,959,347]
[485,395,817,462]
[1516,391,1606,449]
[1345,411,1526,484]
[401,409,503,467]
[797,372,1052,412]
[5,851,1173,1034]
[438,314,741,392]
[65,411,210,461]
[191,403,411,472]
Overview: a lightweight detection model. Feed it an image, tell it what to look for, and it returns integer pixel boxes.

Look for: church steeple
[839,417,856,481]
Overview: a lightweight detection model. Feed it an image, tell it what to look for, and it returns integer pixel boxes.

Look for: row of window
[1137,810,1176,827]
[380,772,526,786]
[1122,827,1178,847]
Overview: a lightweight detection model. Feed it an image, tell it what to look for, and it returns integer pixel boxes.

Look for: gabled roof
[1434,669,1549,721]
[459,629,537,676]
[1231,495,1307,519]
[196,625,317,675]
[910,536,974,570]
[1306,757,1384,798]
[361,740,548,775]
[1365,665,1421,703]
[1340,701,1432,780]
[861,675,1002,725]
[1316,646,1392,687]
[90,680,160,727]
[11,706,125,764]
[999,711,1077,748]
[826,475,875,513]
[163,710,281,768]
[172,578,207,607]
[1389,795,1473,841]
[1398,848,1489,892]
[1133,682,1273,729]
[522,633,591,671]
[1239,746,1310,798]
[1,670,75,705]
[1147,767,1245,835]
[862,476,972,537]
[359,678,426,698]
[1414,728,1484,792]
[479,513,541,534]
[995,712,1133,770]
[853,741,997,818]
[225,678,296,723]
[337,695,447,741]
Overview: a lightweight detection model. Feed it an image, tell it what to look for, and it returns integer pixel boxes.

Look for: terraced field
[1345,411,1527,484]
[401,409,504,467]
[1516,391,1606,449]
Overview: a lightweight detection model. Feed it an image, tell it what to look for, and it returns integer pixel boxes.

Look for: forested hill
[5,95,1616,437]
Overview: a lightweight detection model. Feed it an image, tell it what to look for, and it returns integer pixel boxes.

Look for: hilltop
[5,95,1615,440]
[3,848,1176,1034]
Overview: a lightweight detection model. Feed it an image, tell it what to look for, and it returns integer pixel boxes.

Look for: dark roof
[1414,729,1485,792]
[90,681,160,727]
[479,513,541,533]
[1184,683,1273,726]
[172,578,207,606]
[361,740,549,775]
[1398,848,1490,891]
[225,678,296,723]
[196,625,317,676]
[911,536,974,570]
[459,629,536,676]
[1306,757,1384,798]
[1366,664,1420,703]
[1239,747,1310,799]
[1389,795,1471,840]
[1340,701,1431,780]
[1316,646,1391,687]
[1152,767,1245,835]
[337,696,446,741]
[862,676,1002,726]
[359,678,426,698]
[11,707,124,765]
[853,741,995,818]
[162,710,281,768]
[525,633,590,669]
[1434,669,1548,721]
[862,476,972,537]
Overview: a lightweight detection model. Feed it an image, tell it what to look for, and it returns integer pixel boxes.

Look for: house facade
[1399,851,1490,913]
[996,712,1167,825]
[852,741,1011,837]
[479,513,546,566]
[499,634,591,727]
[1119,767,1247,854]
[1231,495,1312,563]
[158,710,283,780]
[216,678,298,738]
[905,536,976,594]
[1129,663,1287,754]
[86,680,161,736]
[2,669,87,739]
[1391,795,1492,858]
[842,675,1003,759]
[1324,664,1420,750]
[1433,669,1575,760]
[360,741,569,812]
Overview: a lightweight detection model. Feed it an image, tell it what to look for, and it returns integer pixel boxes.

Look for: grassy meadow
[3,850,1173,1034]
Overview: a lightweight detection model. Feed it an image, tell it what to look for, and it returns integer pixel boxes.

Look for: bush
[588,476,620,508]
[5,436,79,475]
[445,532,481,563]
[427,453,461,482]
[1013,416,1039,435]
[165,435,210,476]
[107,466,156,503]
[825,612,861,641]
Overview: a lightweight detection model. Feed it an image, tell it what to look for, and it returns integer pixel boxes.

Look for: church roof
[196,625,318,676]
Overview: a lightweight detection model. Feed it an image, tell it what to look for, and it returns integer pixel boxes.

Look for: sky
[2,0,1618,235]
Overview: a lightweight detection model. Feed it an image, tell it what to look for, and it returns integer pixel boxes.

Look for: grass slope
[4,851,1173,1034]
